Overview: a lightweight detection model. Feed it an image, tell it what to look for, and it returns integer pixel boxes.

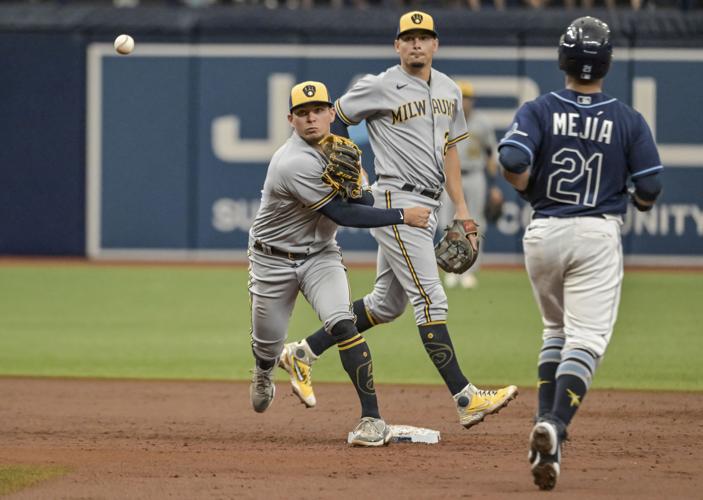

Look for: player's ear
[329,105,336,121]
[432,37,439,53]
[394,39,401,54]
[287,113,294,126]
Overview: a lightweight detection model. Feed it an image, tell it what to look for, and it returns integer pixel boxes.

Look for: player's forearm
[499,144,531,191]
[630,172,662,211]
[347,189,374,206]
[319,197,403,228]
[444,146,470,219]
[502,170,530,191]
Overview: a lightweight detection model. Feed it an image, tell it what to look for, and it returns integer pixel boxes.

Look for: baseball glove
[435,219,480,274]
[319,134,363,200]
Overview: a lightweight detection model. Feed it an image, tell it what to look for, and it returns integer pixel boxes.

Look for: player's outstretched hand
[403,207,431,228]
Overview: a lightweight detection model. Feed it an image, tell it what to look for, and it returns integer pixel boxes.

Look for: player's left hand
[628,187,654,212]
[319,135,363,200]
[434,219,480,274]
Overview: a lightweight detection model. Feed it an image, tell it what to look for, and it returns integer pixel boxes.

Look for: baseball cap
[289,81,332,112]
[458,81,475,98]
[396,11,438,39]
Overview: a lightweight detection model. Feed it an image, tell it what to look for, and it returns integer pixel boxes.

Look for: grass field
[0,264,700,390]
[0,466,70,496]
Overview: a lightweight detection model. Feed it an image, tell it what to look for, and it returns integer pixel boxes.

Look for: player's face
[394,30,438,70]
[288,103,336,144]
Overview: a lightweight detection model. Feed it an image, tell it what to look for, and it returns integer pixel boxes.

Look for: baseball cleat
[454,383,519,429]
[529,418,564,491]
[250,364,275,413]
[349,417,392,447]
[278,340,317,408]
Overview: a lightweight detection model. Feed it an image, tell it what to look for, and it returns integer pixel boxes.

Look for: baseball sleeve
[628,113,663,179]
[498,101,542,167]
[335,74,383,126]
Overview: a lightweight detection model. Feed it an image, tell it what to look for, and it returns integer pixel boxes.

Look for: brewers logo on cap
[397,10,437,39]
[289,81,333,111]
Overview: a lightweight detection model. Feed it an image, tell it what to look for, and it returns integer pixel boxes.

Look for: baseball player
[248,80,431,447]
[440,81,502,289]
[498,17,663,490]
[279,11,518,429]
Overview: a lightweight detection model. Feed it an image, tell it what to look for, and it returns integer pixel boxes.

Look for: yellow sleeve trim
[447,132,470,146]
[335,100,358,126]
[308,190,337,211]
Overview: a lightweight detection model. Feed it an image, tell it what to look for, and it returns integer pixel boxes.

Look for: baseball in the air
[114,34,135,55]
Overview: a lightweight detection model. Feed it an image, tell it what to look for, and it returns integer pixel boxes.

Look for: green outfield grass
[0,465,70,496]
[0,264,700,390]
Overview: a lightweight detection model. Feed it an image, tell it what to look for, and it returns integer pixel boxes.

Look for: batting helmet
[558,16,612,81]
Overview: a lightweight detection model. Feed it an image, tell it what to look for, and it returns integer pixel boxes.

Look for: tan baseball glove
[435,219,480,274]
[319,134,363,200]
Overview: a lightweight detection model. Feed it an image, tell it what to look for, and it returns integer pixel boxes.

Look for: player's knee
[564,338,606,360]
[367,307,402,325]
[365,296,405,324]
[410,281,447,321]
[330,319,359,344]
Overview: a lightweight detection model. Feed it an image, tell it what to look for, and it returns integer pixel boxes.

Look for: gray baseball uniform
[248,132,353,362]
[336,65,468,325]
[439,110,497,270]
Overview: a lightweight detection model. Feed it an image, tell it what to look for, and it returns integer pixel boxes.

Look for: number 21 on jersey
[546,147,603,207]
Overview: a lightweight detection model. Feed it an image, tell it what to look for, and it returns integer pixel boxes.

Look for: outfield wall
[1,6,702,265]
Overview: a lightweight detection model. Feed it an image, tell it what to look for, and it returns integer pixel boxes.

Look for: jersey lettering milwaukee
[336,65,468,190]
[390,99,458,125]
[499,89,662,217]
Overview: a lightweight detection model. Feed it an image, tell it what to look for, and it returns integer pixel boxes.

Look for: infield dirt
[1,378,701,499]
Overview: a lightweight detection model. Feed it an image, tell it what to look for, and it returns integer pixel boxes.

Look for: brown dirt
[1,378,701,499]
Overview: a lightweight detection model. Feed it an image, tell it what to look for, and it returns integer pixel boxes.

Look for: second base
[388,424,440,444]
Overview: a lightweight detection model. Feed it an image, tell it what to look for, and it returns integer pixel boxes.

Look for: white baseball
[114,34,135,55]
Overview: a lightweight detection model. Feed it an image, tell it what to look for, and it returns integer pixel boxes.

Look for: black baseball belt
[252,241,310,260]
[400,183,443,200]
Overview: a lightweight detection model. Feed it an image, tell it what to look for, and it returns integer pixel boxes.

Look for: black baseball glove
[319,134,363,200]
[435,219,480,274]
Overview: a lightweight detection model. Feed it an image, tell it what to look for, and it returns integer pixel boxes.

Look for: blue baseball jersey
[499,89,663,217]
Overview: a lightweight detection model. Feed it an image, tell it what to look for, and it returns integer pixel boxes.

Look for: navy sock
[418,323,469,395]
[333,320,380,419]
[552,375,587,427]
[352,299,375,333]
[551,349,597,427]
[305,326,336,357]
[537,337,565,417]
[255,356,275,370]
[306,299,373,356]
